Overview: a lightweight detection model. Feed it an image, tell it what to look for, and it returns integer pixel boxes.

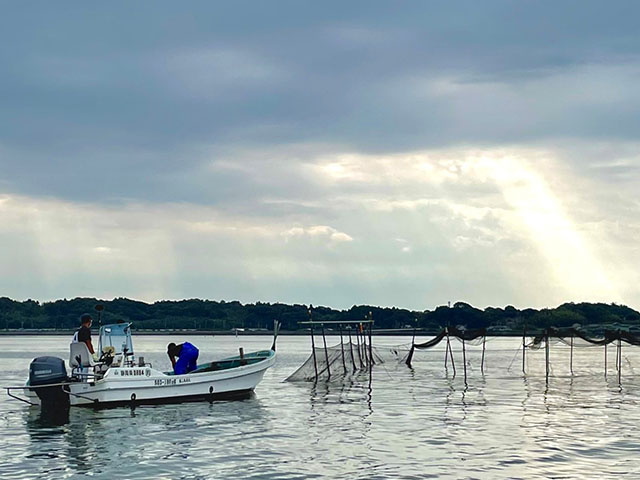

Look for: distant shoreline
[0,329,294,336]
[0,329,522,336]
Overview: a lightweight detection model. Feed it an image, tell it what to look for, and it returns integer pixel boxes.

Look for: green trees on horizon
[0,296,639,334]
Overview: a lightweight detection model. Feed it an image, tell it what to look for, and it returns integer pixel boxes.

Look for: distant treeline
[1,297,640,334]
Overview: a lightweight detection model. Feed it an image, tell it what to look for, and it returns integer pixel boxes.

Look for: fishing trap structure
[286,306,640,385]
[286,317,381,382]
[522,327,640,382]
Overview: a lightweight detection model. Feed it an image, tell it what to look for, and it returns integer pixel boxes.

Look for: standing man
[73,313,96,357]
[167,342,199,374]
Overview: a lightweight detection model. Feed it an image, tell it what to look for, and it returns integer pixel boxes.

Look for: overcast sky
[1,2,639,311]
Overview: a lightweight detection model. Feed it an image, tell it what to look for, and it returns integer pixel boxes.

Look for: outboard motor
[29,356,70,410]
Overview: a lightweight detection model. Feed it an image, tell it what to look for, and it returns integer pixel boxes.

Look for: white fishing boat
[6,321,278,410]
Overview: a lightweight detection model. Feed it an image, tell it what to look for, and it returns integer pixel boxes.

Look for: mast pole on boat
[95,304,104,329]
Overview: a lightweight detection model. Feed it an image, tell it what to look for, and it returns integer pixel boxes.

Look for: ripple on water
[3,336,640,478]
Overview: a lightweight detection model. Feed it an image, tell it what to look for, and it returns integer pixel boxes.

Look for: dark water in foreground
[1,335,640,479]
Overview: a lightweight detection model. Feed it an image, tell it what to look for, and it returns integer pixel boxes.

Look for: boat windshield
[98,323,134,355]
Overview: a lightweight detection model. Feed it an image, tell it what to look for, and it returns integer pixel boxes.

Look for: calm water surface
[1,334,640,479]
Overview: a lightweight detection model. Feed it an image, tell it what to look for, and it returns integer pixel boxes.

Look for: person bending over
[167,342,199,375]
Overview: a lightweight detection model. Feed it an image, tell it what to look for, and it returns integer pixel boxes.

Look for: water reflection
[7,336,640,479]
[21,395,271,477]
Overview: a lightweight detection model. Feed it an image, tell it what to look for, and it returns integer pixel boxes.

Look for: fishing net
[286,327,490,381]
[285,340,386,382]
[288,325,640,382]
[403,327,487,366]
[527,327,640,349]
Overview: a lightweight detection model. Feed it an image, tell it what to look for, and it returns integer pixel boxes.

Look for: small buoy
[131,393,136,401]
[209,386,214,394]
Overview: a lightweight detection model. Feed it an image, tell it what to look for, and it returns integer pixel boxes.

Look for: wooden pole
[355,326,363,369]
[310,322,318,381]
[481,335,486,374]
[444,328,449,368]
[357,324,366,368]
[361,324,369,367]
[339,325,347,374]
[545,329,550,382]
[347,328,356,372]
[308,306,319,381]
[362,323,369,367]
[618,338,622,384]
[462,338,467,383]
[321,323,331,380]
[405,344,415,367]
[449,338,456,377]
[570,335,574,375]
[406,326,416,367]
[522,320,526,375]
[446,332,456,377]
[368,320,374,367]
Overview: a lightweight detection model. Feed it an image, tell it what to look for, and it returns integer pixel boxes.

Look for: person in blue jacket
[167,342,199,374]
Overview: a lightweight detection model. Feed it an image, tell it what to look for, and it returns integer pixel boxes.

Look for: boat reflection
[24,393,269,476]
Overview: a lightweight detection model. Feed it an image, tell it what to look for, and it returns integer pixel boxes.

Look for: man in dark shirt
[73,313,95,355]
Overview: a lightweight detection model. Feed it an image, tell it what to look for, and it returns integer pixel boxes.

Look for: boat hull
[24,350,275,408]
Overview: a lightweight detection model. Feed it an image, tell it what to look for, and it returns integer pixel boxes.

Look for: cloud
[1,3,640,309]
[281,225,354,245]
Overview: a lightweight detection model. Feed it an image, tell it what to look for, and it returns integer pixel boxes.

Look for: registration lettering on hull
[154,377,191,386]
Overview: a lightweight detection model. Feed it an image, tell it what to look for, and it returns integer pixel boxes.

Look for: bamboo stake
[570,335,574,375]
[481,335,486,374]
[309,311,318,381]
[368,320,374,367]
[339,324,347,374]
[449,337,456,377]
[522,320,527,375]
[445,330,456,377]
[406,326,416,367]
[321,322,331,380]
[444,328,450,368]
[545,329,550,382]
[347,328,356,372]
[358,323,367,368]
[355,327,363,369]
[462,338,467,383]
[618,338,622,384]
